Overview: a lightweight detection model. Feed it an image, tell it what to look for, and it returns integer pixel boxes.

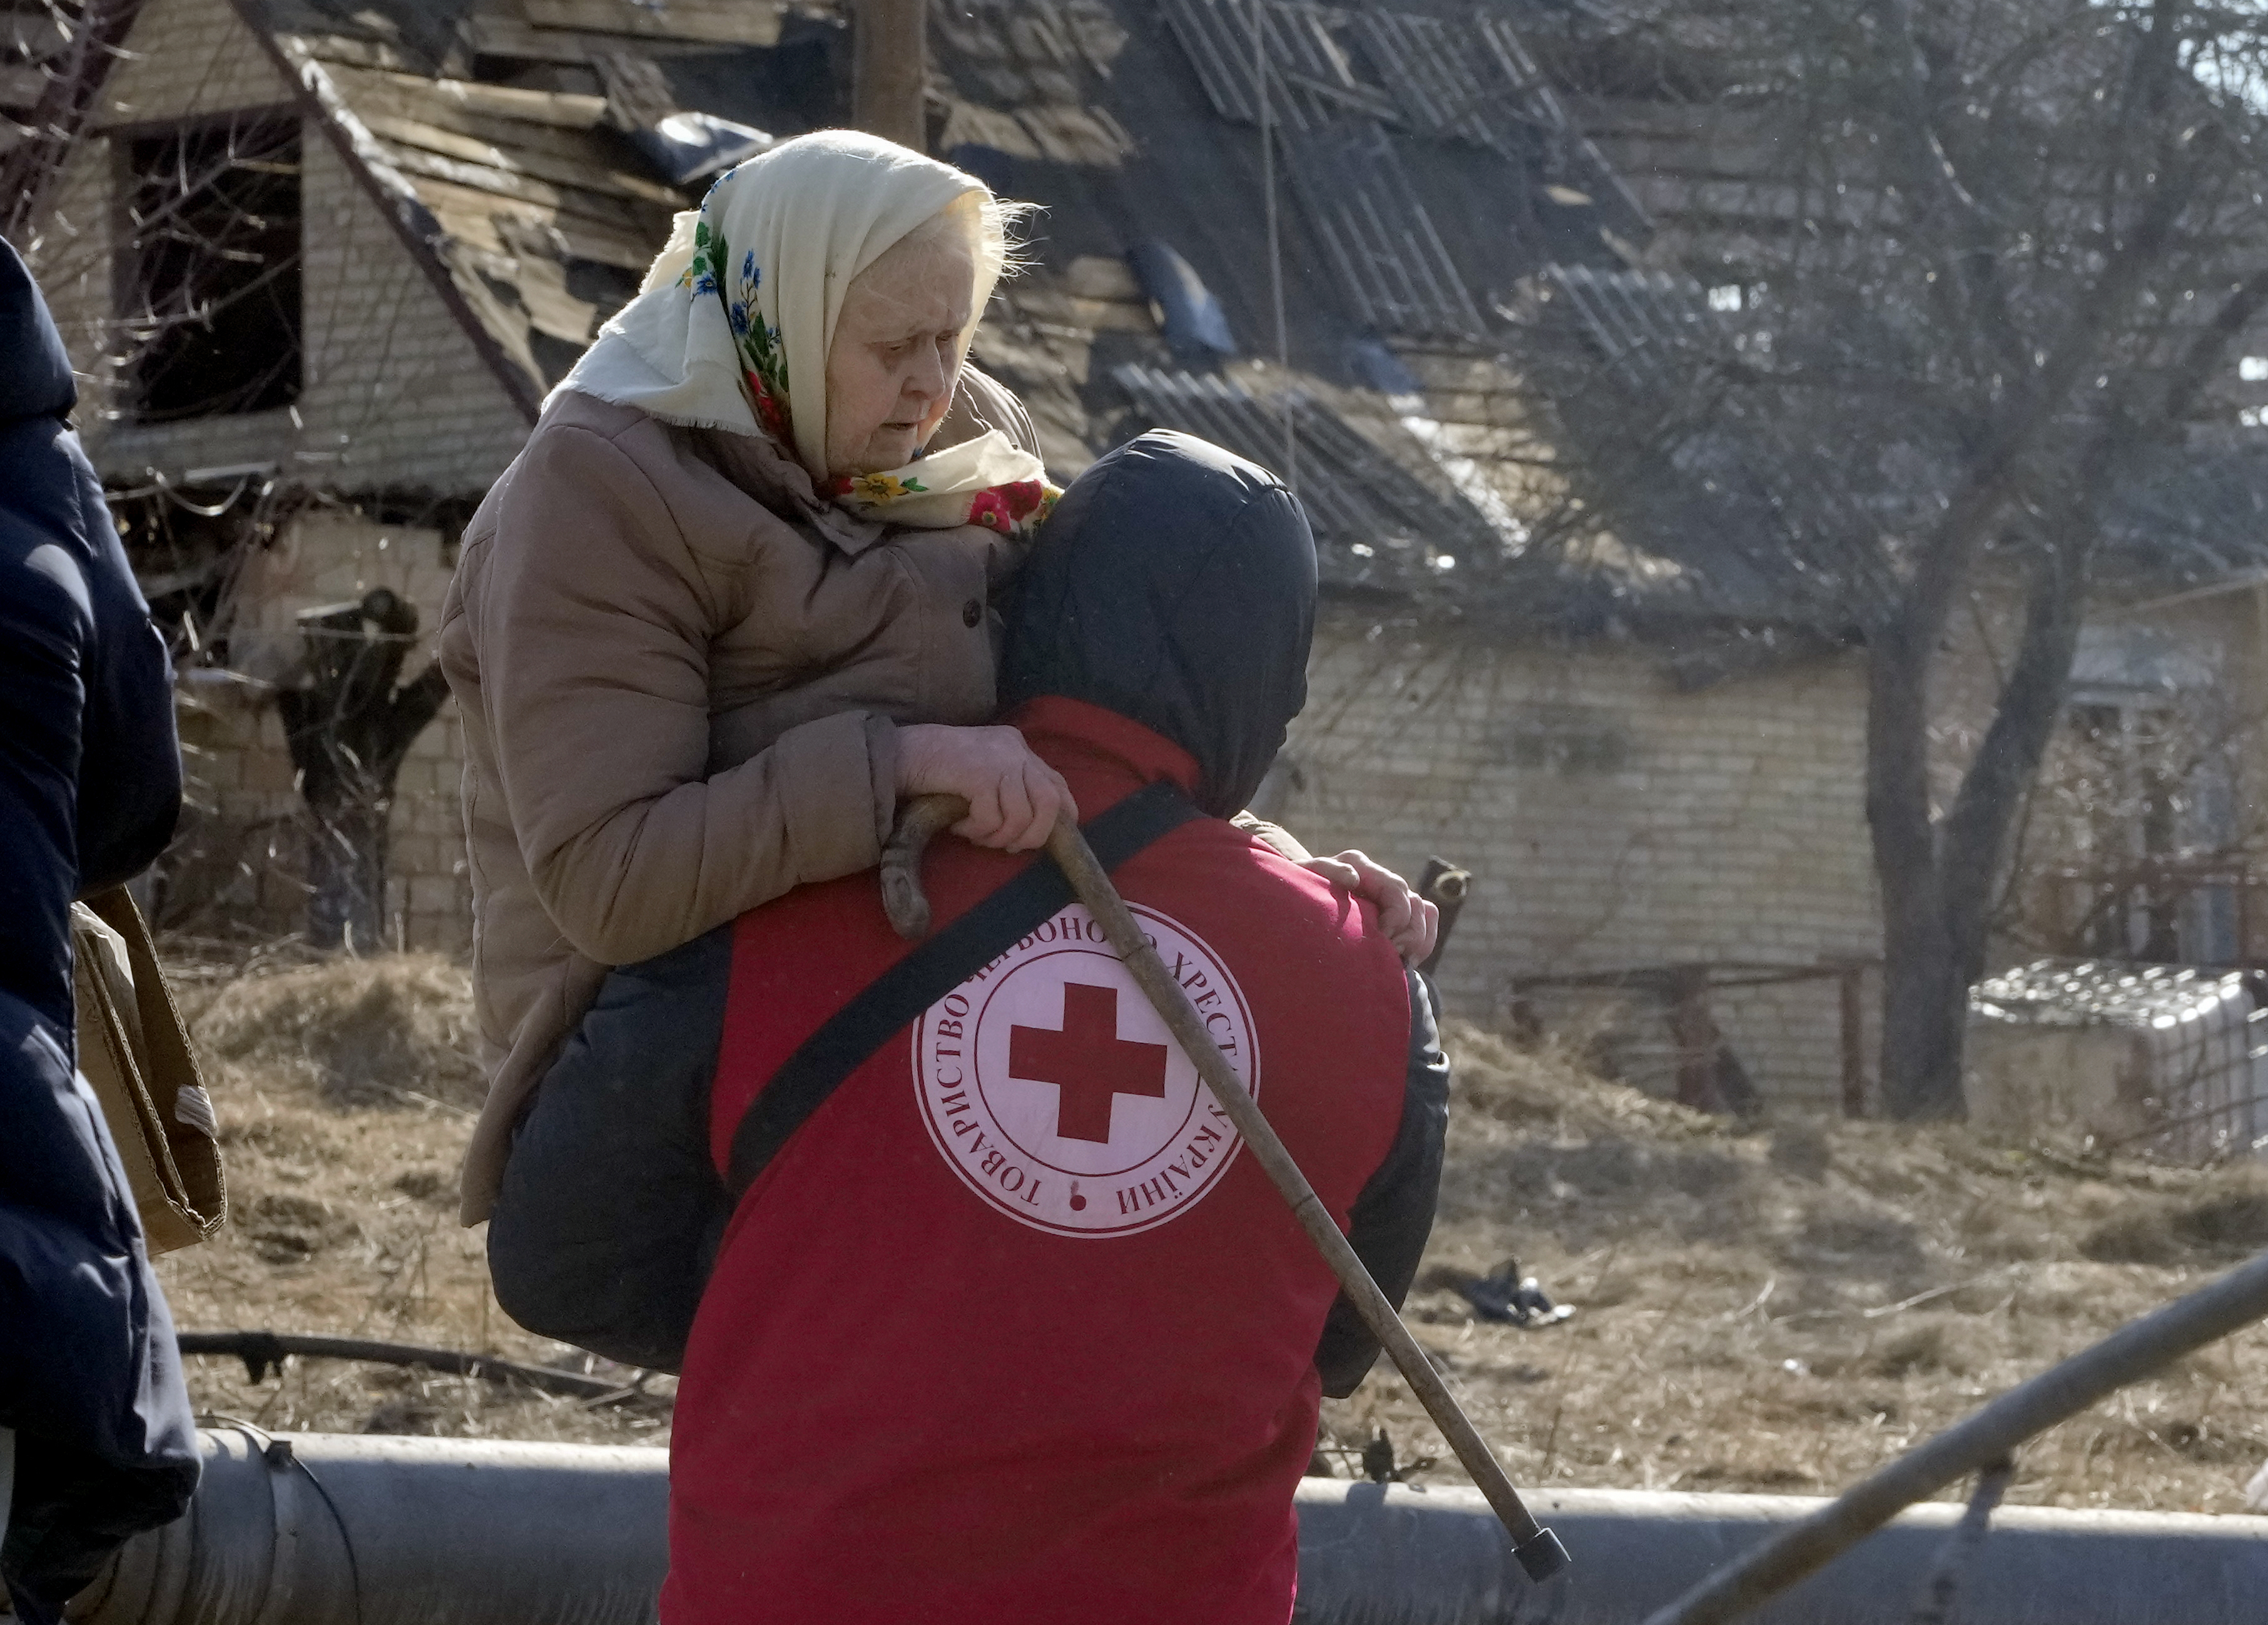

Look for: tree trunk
[1938,542,2095,983]
[1870,522,2100,1121]
[277,589,448,952]
[306,792,389,953]
[1867,613,1969,1121]
[1876,915,1970,1121]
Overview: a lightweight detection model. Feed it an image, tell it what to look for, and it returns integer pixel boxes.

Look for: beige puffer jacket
[440,369,1042,1221]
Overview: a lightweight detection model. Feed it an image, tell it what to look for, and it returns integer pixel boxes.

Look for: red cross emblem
[1007,981,1170,1144]
[915,902,1256,1236]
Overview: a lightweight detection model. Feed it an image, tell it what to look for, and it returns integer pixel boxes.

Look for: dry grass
[158,950,670,1447]
[1315,1025,2268,1512]
[156,951,2268,1509]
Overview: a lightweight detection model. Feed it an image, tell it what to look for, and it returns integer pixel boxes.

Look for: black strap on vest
[724,780,1198,1198]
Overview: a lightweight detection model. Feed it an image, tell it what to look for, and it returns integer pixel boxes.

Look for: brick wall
[1274,611,1883,1111]
[25,0,530,495]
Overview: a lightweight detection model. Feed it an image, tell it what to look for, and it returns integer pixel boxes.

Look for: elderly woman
[442,131,1431,1226]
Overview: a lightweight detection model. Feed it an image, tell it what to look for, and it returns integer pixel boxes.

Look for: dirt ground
[158,948,673,1447]
[156,949,2268,1512]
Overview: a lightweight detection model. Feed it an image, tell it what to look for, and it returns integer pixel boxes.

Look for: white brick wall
[1276,611,1883,1110]
[25,0,529,495]
[183,576,1892,1024]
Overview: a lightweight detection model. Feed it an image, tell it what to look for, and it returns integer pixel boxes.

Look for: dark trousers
[486,927,734,1372]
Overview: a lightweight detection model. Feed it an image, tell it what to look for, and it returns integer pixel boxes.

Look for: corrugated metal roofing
[1542,264,1714,387]
[1151,0,1644,342]
[1279,120,1485,342]
[1351,8,1646,235]
[205,0,1811,623]
[1156,0,1380,132]
[1112,362,1501,591]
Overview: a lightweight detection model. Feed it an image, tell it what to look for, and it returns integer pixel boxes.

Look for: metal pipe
[1641,1248,2268,1625]
[75,1437,2268,1625]
[1297,1480,2268,1624]
[69,1427,670,1625]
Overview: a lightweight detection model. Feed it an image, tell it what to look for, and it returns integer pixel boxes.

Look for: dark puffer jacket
[0,235,199,1624]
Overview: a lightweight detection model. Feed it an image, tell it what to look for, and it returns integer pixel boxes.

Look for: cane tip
[1513,1525,1570,1583]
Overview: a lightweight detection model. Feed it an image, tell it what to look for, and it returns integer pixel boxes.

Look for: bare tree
[0,0,145,247]
[276,591,448,952]
[1526,0,2268,1118]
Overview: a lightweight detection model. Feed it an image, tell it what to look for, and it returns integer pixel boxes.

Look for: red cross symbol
[1008,981,1170,1144]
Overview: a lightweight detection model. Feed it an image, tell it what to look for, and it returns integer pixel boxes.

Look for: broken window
[123,116,303,421]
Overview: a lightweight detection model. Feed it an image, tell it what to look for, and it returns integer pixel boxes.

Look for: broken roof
[919,0,1814,626]
[39,0,1906,631]
[240,0,806,414]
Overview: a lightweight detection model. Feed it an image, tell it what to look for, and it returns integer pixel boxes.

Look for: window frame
[110,106,307,425]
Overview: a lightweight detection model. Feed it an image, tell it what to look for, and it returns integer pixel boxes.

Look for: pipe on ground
[1298,1482,2268,1623]
[68,1428,668,1625]
[69,1431,2268,1624]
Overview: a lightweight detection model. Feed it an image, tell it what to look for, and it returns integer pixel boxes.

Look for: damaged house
[12,0,2267,1113]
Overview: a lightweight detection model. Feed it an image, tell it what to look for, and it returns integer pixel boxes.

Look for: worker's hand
[1300,850,1440,965]
[897,723,1077,852]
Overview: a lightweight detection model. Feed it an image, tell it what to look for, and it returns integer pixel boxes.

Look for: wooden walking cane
[882,795,1570,1585]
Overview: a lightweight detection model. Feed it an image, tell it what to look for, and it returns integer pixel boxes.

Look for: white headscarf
[558,130,1057,536]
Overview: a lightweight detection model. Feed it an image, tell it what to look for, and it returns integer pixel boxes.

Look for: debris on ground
[1457,1258,1577,1327]
[1315,1022,2268,1512]
[157,949,669,1446]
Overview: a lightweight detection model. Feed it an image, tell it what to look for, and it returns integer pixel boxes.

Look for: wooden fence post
[853,0,928,151]
[1839,965,1867,1118]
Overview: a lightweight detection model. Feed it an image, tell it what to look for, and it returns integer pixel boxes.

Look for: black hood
[1002,430,1317,817]
[1,235,78,425]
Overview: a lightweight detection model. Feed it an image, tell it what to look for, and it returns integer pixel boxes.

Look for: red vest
[664,698,1413,1625]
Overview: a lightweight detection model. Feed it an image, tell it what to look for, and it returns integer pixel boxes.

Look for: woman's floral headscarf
[558,130,1057,537]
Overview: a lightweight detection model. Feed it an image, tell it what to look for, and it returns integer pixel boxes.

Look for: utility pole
[852,0,928,152]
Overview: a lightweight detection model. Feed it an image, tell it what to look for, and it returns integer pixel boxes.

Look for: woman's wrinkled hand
[1299,850,1440,965]
[897,723,1078,852]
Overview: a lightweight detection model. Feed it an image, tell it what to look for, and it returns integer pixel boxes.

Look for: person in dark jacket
[0,236,200,1623]
[505,431,1448,1624]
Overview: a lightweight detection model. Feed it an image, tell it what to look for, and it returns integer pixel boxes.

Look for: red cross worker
[512,434,1452,1625]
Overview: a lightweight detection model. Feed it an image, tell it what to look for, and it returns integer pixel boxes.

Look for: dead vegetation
[159,949,670,1446]
[156,951,2268,1509]
[1318,1026,2268,1512]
